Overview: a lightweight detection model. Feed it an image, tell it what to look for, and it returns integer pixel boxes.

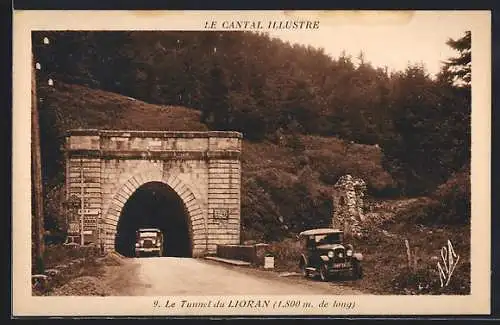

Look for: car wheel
[357,265,363,279]
[352,263,363,279]
[319,265,329,282]
[300,262,309,278]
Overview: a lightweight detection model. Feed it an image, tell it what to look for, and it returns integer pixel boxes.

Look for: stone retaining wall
[216,243,270,265]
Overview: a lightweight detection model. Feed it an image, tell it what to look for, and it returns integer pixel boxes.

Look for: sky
[265,11,474,77]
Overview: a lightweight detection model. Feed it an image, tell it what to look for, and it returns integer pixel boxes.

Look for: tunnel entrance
[115,181,192,257]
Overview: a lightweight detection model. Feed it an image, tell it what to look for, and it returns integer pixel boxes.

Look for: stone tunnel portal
[65,129,242,256]
[115,181,192,257]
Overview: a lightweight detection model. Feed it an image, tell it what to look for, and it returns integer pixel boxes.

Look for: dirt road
[107,257,365,296]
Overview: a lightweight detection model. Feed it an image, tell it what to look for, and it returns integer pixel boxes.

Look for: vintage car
[135,228,164,257]
[298,228,363,281]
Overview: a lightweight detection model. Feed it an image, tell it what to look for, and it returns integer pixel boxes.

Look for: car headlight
[327,251,334,258]
[346,250,353,257]
[156,242,161,247]
[135,243,140,248]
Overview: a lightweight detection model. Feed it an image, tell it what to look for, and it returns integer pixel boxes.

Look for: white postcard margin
[12,10,491,316]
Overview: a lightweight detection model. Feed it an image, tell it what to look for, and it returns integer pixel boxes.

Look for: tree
[437,31,471,174]
[439,31,471,87]
[201,62,231,129]
[381,64,445,195]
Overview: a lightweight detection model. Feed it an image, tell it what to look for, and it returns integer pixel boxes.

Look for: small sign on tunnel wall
[148,140,162,149]
[68,223,79,233]
[77,208,100,215]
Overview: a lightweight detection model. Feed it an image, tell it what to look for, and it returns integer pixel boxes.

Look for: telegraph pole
[31,48,45,274]
[80,158,84,245]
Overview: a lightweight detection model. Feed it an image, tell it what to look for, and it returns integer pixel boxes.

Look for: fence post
[405,239,412,270]
[413,246,419,270]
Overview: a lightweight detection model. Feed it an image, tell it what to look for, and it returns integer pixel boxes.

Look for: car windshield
[315,233,342,244]
[139,231,159,238]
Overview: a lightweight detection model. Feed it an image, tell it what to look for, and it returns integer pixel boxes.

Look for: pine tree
[440,31,471,87]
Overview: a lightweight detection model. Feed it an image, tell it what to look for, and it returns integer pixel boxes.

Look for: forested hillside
[33,31,471,240]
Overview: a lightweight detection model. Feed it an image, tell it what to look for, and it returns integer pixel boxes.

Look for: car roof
[299,228,343,236]
[137,228,161,232]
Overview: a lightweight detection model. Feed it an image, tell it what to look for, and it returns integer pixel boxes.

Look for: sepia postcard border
[12,10,491,316]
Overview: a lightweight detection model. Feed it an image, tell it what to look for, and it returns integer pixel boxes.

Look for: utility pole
[80,158,84,245]
[31,49,45,274]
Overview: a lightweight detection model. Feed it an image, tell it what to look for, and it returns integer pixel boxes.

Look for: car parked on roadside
[298,228,363,281]
[135,228,164,257]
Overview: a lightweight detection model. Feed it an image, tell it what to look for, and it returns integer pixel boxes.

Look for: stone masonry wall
[332,174,366,238]
[207,158,241,252]
[66,130,242,256]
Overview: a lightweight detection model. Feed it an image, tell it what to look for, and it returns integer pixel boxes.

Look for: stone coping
[65,149,241,160]
[66,129,243,138]
[204,256,251,266]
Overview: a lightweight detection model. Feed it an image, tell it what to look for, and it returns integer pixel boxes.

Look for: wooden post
[413,246,419,270]
[64,140,70,243]
[404,239,412,270]
[80,158,84,245]
[31,51,45,274]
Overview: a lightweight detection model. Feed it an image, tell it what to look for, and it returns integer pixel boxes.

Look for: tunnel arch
[103,169,205,257]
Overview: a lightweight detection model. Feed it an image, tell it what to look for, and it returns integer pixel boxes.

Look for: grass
[41,244,101,269]
[242,140,301,176]
[241,134,394,192]
[352,222,470,295]
[33,244,104,295]
[40,82,209,132]
[266,238,303,272]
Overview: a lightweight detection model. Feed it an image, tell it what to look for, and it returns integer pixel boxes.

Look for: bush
[267,238,303,271]
[42,244,101,269]
[240,177,286,242]
[431,166,470,224]
[44,230,67,245]
[390,266,440,294]
[390,261,470,295]
[301,136,396,196]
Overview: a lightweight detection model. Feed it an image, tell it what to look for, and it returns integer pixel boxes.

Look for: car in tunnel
[135,228,164,257]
